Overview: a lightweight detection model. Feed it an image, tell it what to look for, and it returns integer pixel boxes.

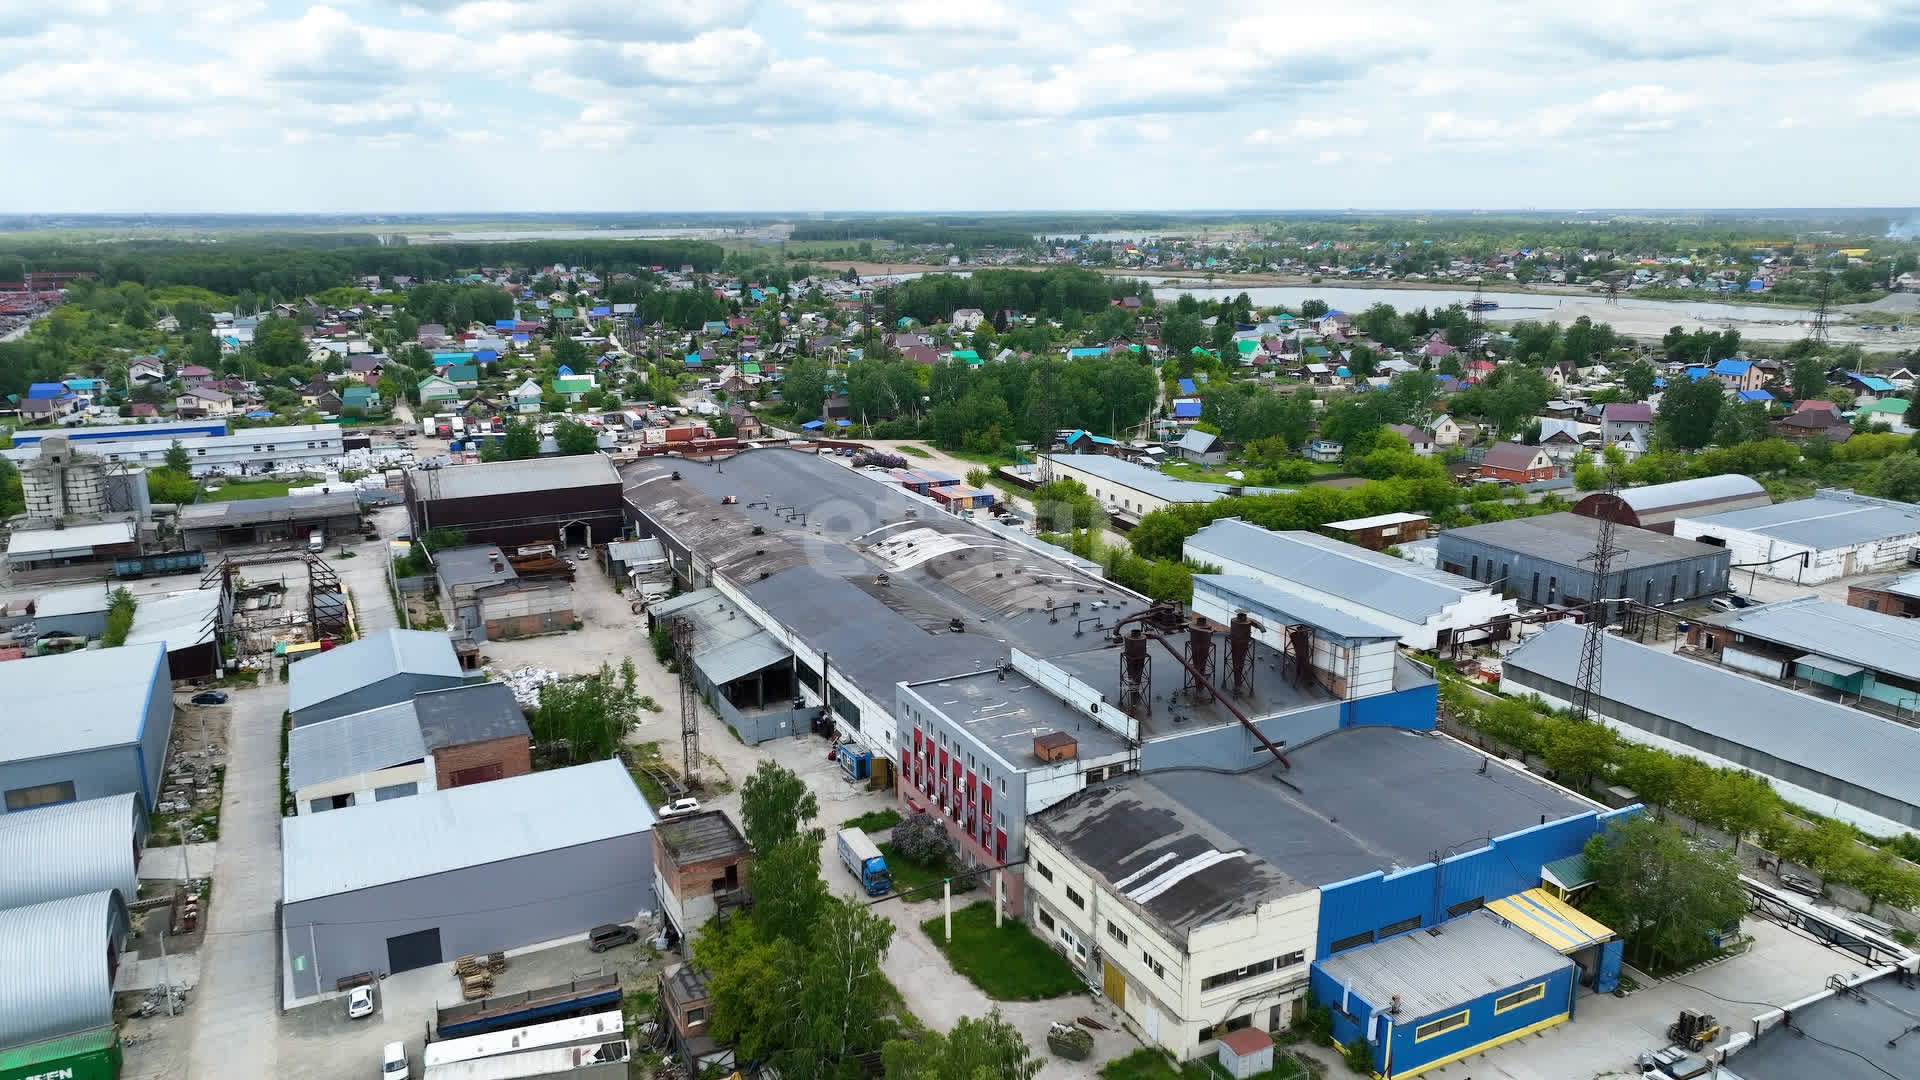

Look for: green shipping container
[0,1027,121,1080]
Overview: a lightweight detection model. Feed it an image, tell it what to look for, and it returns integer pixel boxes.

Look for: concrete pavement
[185,680,286,1079]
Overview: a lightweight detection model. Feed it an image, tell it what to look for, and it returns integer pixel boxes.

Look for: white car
[346,985,375,1020]
[575,548,589,561]
[659,798,701,819]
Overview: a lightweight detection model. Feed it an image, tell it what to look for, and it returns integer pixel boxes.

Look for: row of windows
[5,780,76,811]
[1404,981,1546,1045]
[104,440,335,463]
[1199,951,1306,993]
[910,709,1010,796]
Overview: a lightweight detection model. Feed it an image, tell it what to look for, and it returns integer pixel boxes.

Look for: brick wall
[433,734,532,790]
[666,850,750,900]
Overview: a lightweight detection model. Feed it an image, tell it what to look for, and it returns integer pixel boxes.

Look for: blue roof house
[1172,401,1203,420]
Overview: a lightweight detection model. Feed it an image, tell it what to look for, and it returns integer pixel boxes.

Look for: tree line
[878,267,1153,325]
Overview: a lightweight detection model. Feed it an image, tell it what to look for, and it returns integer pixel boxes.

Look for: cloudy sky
[5,0,1920,213]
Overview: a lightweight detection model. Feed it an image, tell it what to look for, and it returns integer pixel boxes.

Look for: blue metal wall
[1315,806,1639,958]
[135,648,175,810]
[1342,680,1437,731]
[1313,956,1576,1078]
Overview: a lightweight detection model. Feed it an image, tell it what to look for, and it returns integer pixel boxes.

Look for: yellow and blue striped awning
[1487,888,1613,954]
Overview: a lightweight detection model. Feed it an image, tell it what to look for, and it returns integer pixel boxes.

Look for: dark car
[588,924,640,952]
[189,691,229,706]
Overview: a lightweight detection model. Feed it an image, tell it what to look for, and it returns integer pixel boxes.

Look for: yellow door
[1103,960,1126,1008]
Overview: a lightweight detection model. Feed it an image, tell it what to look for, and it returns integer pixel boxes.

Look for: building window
[999,778,1008,795]
[1035,861,1053,882]
[1198,1028,1213,1047]
[1039,909,1055,931]
[1494,983,1546,1014]
[5,780,76,811]
[685,1007,706,1025]
[1142,951,1165,978]
[1328,930,1374,954]
[1470,555,1480,579]
[1107,921,1129,946]
[374,782,417,801]
[1547,576,1557,603]
[1445,896,1485,918]
[1531,572,1540,604]
[1378,916,1421,938]
[1201,955,1291,992]
[1065,886,1085,909]
[1866,596,1880,612]
[1415,1010,1470,1042]
[448,762,504,787]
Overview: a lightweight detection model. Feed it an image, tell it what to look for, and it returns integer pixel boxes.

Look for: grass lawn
[878,842,953,901]
[205,479,292,501]
[1100,1047,1305,1080]
[920,901,1083,1000]
[898,444,930,458]
[844,808,903,833]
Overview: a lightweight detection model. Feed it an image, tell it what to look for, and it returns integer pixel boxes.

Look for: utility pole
[1573,467,1625,721]
[1810,272,1833,346]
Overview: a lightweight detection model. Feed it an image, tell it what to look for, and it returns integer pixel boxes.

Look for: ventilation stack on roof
[1227,611,1257,698]
[1120,628,1152,718]
[1183,614,1216,704]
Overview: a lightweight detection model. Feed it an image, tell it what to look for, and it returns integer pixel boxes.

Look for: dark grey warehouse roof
[1729,969,1920,1080]
[426,454,620,501]
[178,490,360,528]
[1441,512,1727,569]
[1703,594,1920,681]
[1033,726,1594,940]
[1682,489,1920,549]
[413,682,529,750]
[287,629,463,715]
[1186,519,1490,624]
[1504,622,1920,814]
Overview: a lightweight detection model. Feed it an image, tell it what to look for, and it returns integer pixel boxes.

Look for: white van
[382,1042,410,1079]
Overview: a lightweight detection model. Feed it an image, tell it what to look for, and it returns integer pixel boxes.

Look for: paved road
[185,682,285,1078]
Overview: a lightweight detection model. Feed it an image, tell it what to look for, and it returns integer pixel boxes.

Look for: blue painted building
[8,419,229,448]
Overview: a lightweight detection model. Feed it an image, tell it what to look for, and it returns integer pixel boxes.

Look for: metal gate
[386,927,443,973]
[1102,960,1126,1008]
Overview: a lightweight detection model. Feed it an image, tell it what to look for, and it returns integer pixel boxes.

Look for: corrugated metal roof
[414,682,529,750]
[0,1026,117,1073]
[694,630,791,685]
[286,702,427,791]
[423,455,620,501]
[1708,595,1920,681]
[1683,489,1920,550]
[0,644,165,763]
[1485,888,1612,953]
[1186,519,1484,623]
[123,587,223,651]
[0,890,130,1050]
[33,584,112,619]
[1504,622,1920,810]
[1045,454,1282,506]
[0,793,142,910]
[1314,909,1572,1020]
[1442,512,1726,569]
[281,759,655,904]
[1176,429,1218,454]
[1614,474,1768,513]
[6,520,135,557]
[178,491,359,528]
[1193,574,1401,642]
[286,629,463,715]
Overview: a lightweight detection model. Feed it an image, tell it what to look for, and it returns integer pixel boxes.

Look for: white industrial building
[4,424,346,478]
[1672,489,1920,584]
[1184,518,1518,651]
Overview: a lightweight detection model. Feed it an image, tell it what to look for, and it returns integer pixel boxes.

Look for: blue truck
[836,828,892,896]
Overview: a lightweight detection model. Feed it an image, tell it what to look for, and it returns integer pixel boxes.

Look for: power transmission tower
[1469,277,1486,331]
[1572,467,1626,721]
[1809,273,1833,345]
[671,616,699,784]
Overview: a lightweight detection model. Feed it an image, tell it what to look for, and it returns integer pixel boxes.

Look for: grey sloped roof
[1175,429,1219,454]
[1685,489,1920,549]
[1442,512,1725,569]
[426,455,620,501]
[0,644,166,763]
[286,702,427,791]
[1614,474,1767,513]
[0,793,143,910]
[1186,518,1487,623]
[1504,622,1920,811]
[1314,910,1571,1020]
[1708,594,1920,681]
[1193,575,1400,642]
[413,682,529,750]
[0,890,130,1051]
[281,759,655,904]
[287,629,462,714]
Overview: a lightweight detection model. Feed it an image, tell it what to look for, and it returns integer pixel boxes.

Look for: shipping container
[0,1026,122,1080]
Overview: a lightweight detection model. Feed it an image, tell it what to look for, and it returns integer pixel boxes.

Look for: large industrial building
[5,418,229,449]
[1026,725,1626,1070]
[0,890,132,1058]
[280,759,656,1001]
[0,644,173,814]
[1849,570,1920,618]
[287,628,468,726]
[4,423,346,477]
[1571,474,1771,534]
[1437,512,1732,608]
[1504,621,1920,835]
[0,792,147,910]
[1183,518,1518,651]
[1672,489,1920,584]
[1037,453,1278,524]
[406,455,625,549]
[1687,594,1920,717]
[178,491,362,551]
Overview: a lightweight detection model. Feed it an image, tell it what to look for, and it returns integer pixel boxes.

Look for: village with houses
[0,210,1918,1080]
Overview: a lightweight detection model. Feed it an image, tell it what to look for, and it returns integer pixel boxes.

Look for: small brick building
[412,682,533,790]
[651,810,752,944]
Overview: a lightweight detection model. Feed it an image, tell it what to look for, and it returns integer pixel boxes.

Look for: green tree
[783,356,831,418]
[1655,376,1724,450]
[553,419,599,455]
[1582,816,1748,972]
[1693,769,1779,853]
[0,458,21,518]
[251,315,307,370]
[1573,462,1605,491]
[164,439,191,473]
[754,832,833,945]
[771,900,899,1079]
[1906,397,1920,429]
[1622,358,1657,401]
[1869,453,1920,502]
[882,1009,1040,1080]
[529,660,640,762]
[692,918,784,1062]
[741,760,821,853]
[1790,355,1826,402]
[502,419,539,460]
[146,468,197,504]
[1540,716,1617,791]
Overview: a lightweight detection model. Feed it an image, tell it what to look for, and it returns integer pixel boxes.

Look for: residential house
[1535,419,1585,465]
[1775,400,1851,443]
[340,386,380,414]
[417,375,460,406]
[1385,423,1435,456]
[176,387,235,417]
[1477,442,1555,483]
[1600,402,1653,448]
[553,375,595,403]
[179,365,216,388]
[1858,397,1914,434]
[1541,400,1585,420]
[951,308,986,331]
[1843,371,1897,400]
[1711,358,1767,392]
[417,323,448,347]
[128,357,165,384]
[1431,414,1464,446]
[1304,438,1343,463]
[347,355,383,382]
[1175,429,1226,464]
[511,379,543,414]
[443,364,480,390]
[726,404,760,439]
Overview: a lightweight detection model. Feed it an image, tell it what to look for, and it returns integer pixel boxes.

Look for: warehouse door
[1102,960,1126,1008]
[386,927,443,973]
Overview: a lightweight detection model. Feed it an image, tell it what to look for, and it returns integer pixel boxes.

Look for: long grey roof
[1730,968,1920,1080]
[650,588,794,686]
[1192,574,1401,643]
[123,587,223,652]
[1707,594,1920,681]
[1613,473,1768,513]
[281,759,655,904]
[1440,512,1726,569]
[178,491,359,528]
[414,682,530,750]
[1186,519,1487,623]
[0,644,165,763]
[0,793,142,910]
[287,629,462,714]
[425,455,620,501]
[1504,622,1920,812]
[1682,489,1920,549]
[286,702,427,791]
[1314,910,1572,1020]
[1044,453,1282,504]
[0,890,130,1051]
